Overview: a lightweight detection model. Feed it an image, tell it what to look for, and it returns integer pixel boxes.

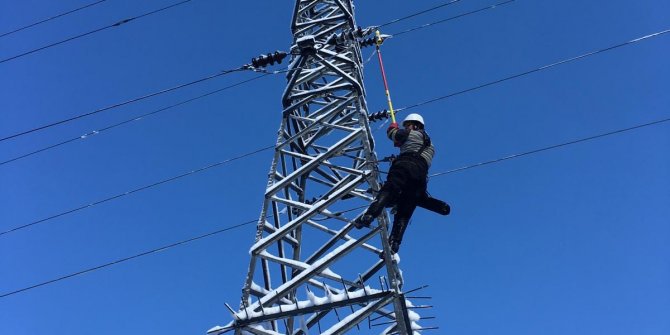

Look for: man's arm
[387,123,409,147]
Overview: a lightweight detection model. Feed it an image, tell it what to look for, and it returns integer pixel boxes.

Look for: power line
[0,0,495,145]
[394,28,670,115]
[0,50,372,165]
[0,145,273,237]
[3,27,663,236]
[1,54,378,165]
[3,116,668,299]
[0,52,366,166]
[429,116,670,177]
[377,0,462,28]
[0,0,108,38]
[0,74,269,166]
[391,0,515,37]
[0,0,462,49]
[0,67,245,143]
[0,219,256,299]
[0,0,193,65]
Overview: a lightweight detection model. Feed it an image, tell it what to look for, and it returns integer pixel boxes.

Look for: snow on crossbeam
[264,129,363,198]
[234,288,391,327]
[250,174,366,254]
[239,227,381,319]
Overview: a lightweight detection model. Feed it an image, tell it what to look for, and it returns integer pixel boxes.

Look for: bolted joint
[250,50,288,68]
[291,35,319,55]
[367,109,391,122]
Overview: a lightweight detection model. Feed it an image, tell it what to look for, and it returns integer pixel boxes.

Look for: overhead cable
[0,0,493,144]
[394,28,670,115]
[429,117,670,177]
[3,27,664,236]
[0,219,256,299]
[0,0,108,38]
[4,113,667,238]
[0,67,245,143]
[377,0,463,28]
[0,74,269,166]
[0,51,369,165]
[0,145,273,237]
[3,116,668,298]
[0,0,194,65]
[391,0,515,37]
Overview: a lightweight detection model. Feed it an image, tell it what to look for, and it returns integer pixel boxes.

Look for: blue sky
[1,0,668,334]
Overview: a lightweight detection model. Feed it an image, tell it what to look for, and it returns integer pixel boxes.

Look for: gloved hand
[387,122,398,133]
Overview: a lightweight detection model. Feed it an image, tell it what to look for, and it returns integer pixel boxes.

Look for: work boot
[353,189,396,229]
[417,195,450,215]
[389,238,401,254]
[353,214,374,229]
[388,217,410,252]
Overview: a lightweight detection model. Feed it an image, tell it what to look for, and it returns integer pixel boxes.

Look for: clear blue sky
[1,0,668,334]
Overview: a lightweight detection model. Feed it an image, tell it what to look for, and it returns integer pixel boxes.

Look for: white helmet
[402,113,424,127]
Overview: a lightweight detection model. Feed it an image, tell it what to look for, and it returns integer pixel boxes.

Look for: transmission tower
[209,1,427,334]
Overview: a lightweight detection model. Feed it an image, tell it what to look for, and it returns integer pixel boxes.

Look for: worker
[355,113,450,253]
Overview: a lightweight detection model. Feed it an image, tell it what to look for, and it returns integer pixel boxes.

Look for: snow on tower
[209,1,423,334]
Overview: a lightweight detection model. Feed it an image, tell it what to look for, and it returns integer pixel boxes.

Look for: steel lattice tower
[209,1,422,334]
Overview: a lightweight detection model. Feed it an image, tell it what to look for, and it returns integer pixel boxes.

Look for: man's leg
[388,200,417,253]
[354,163,410,228]
[354,184,397,228]
[417,194,450,215]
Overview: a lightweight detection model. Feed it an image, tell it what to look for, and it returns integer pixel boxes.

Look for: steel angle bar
[258,251,344,284]
[314,20,349,39]
[278,149,369,175]
[295,286,395,335]
[253,173,367,254]
[318,174,360,200]
[284,115,358,133]
[246,226,381,313]
[238,291,392,329]
[333,0,353,19]
[260,227,300,249]
[318,47,361,65]
[269,203,290,285]
[348,259,387,293]
[294,13,346,29]
[315,52,359,80]
[267,198,348,223]
[304,220,380,253]
[304,223,372,264]
[291,66,330,88]
[321,293,395,335]
[281,93,349,118]
[265,129,363,197]
[271,171,304,194]
[289,81,354,101]
[403,285,429,295]
[261,220,300,241]
[303,175,370,200]
[240,325,281,335]
[314,55,362,93]
[269,172,369,212]
[279,98,356,146]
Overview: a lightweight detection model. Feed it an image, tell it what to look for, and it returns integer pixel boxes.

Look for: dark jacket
[387,127,435,167]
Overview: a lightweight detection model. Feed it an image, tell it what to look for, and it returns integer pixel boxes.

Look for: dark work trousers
[383,154,428,250]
